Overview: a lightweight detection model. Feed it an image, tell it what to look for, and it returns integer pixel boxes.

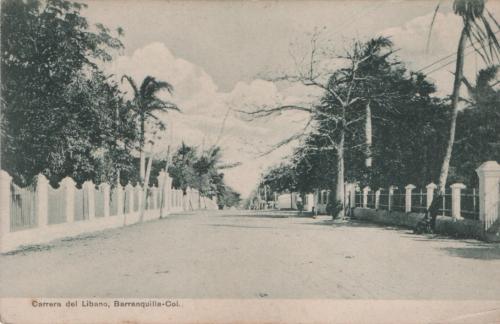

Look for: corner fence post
[476,161,500,231]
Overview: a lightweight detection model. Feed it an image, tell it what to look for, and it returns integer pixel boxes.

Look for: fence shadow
[208,224,274,229]
[220,211,313,219]
[440,244,500,260]
[302,219,411,231]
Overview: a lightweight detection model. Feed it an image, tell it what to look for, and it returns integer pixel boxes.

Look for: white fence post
[362,186,370,208]
[116,185,124,217]
[426,182,437,208]
[61,177,76,223]
[450,183,466,219]
[36,174,49,227]
[405,184,416,213]
[0,170,12,240]
[125,184,134,214]
[476,161,500,231]
[345,183,356,209]
[84,181,95,220]
[388,185,398,212]
[100,183,110,217]
[134,184,142,213]
[375,188,382,210]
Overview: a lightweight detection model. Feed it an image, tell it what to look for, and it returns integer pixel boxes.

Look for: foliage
[450,65,500,186]
[167,143,241,207]
[1,0,132,186]
[262,163,297,194]
[260,37,454,197]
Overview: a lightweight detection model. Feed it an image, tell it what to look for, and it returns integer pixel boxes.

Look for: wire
[417,29,500,74]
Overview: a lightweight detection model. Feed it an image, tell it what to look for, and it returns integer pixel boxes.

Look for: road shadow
[440,244,500,260]
[208,224,274,229]
[302,219,409,231]
[221,211,313,219]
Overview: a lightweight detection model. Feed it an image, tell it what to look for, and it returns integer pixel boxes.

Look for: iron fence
[411,189,427,213]
[461,188,479,220]
[355,191,362,207]
[437,189,452,217]
[390,190,406,212]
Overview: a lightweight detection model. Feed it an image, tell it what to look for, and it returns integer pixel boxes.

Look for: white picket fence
[0,170,218,253]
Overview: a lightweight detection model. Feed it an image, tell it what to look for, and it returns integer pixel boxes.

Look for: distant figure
[414,194,441,234]
[297,200,304,216]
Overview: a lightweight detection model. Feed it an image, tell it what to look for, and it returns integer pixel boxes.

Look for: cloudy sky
[82,0,499,197]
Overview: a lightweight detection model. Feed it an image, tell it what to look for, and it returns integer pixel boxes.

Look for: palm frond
[121,75,139,97]
[140,76,175,98]
[139,76,156,97]
[453,0,484,22]
[426,2,441,53]
[145,98,180,113]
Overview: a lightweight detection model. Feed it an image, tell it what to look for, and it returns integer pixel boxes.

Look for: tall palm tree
[436,0,499,194]
[121,75,179,184]
[426,0,499,230]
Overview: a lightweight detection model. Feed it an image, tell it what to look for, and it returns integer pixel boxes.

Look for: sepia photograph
[1,0,500,323]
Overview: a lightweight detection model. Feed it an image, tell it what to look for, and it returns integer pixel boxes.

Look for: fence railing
[352,182,479,220]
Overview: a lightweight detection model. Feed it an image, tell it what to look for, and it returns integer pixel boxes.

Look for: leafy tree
[168,143,199,194]
[1,0,128,186]
[260,39,451,212]
[216,185,241,209]
[262,163,298,194]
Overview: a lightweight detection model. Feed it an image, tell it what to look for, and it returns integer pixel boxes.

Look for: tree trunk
[365,101,372,168]
[335,129,345,219]
[139,117,146,184]
[140,151,154,222]
[437,25,467,194]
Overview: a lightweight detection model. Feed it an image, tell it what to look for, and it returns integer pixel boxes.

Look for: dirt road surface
[2,210,500,299]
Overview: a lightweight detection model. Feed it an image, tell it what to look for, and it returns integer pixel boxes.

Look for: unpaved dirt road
[1,210,500,299]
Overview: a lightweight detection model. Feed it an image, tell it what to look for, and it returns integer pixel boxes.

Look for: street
[1,210,500,299]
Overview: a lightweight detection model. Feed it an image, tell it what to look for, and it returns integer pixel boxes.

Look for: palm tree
[121,75,179,184]
[462,65,499,105]
[426,0,499,230]
[436,0,499,194]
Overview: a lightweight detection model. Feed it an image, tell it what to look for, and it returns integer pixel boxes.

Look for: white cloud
[102,42,312,197]
[380,1,500,96]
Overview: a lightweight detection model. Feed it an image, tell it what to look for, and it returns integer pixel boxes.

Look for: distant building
[277,193,298,210]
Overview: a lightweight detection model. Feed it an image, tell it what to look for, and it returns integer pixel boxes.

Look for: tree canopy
[1,0,132,186]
